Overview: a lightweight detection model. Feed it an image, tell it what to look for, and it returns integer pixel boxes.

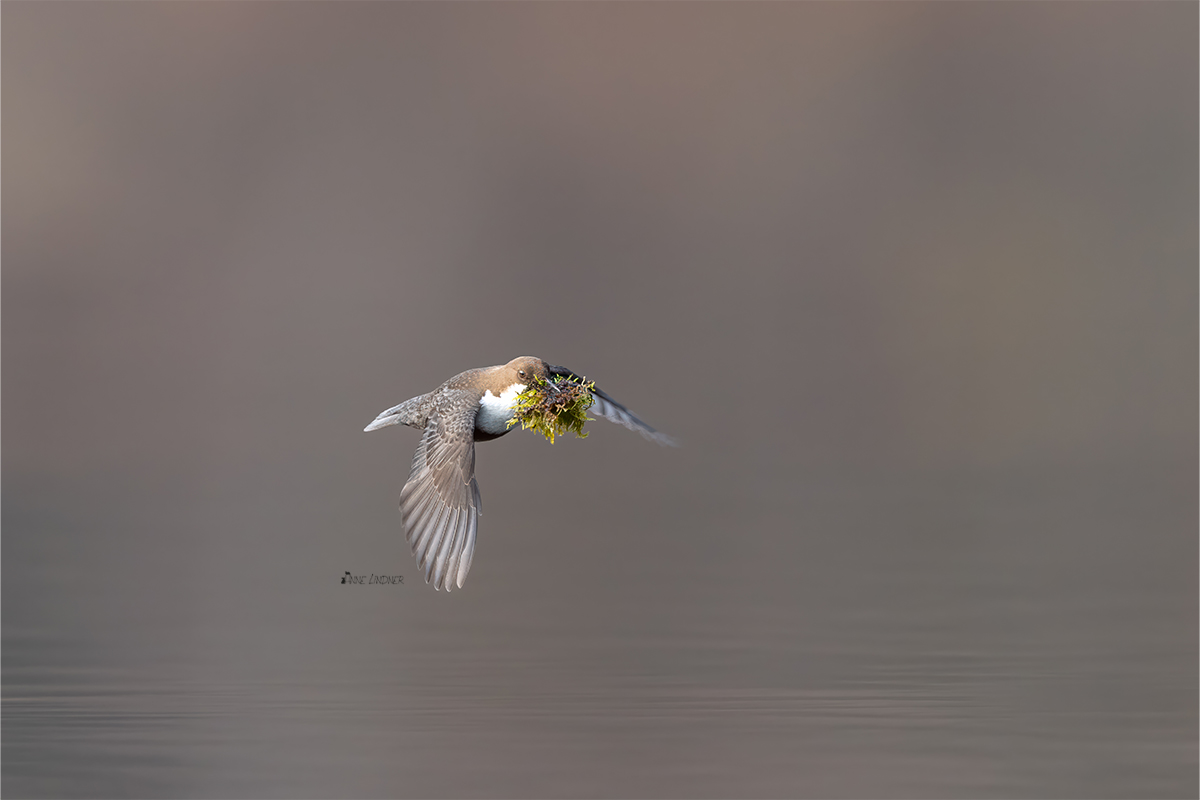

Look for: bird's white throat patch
[476,383,527,434]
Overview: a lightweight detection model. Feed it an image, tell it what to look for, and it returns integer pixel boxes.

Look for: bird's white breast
[476,383,526,435]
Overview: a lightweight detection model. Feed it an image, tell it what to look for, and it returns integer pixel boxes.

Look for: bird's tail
[364,395,427,432]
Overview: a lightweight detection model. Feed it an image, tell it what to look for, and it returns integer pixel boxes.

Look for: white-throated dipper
[365,356,675,591]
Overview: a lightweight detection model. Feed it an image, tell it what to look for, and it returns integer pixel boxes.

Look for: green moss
[507,375,596,444]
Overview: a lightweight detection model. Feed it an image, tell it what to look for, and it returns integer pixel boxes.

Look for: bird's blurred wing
[587,386,678,446]
[548,362,677,446]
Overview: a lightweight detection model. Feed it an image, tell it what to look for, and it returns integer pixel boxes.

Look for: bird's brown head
[504,356,550,385]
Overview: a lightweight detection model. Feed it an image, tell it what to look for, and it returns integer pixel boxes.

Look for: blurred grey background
[3,3,1196,798]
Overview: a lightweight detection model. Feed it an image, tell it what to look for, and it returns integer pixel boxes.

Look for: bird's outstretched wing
[548,364,678,446]
[399,392,482,591]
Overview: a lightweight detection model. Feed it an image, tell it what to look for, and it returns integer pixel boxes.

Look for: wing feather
[399,392,484,591]
[546,364,677,446]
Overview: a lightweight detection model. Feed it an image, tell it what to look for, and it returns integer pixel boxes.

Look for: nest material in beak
[507,375,595,443]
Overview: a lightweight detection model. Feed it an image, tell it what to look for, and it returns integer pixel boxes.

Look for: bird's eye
[518,369,526,378]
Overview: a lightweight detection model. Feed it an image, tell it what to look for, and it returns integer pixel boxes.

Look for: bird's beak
[364,404,404,432]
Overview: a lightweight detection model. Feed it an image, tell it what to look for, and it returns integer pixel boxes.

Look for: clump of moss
[507,375,595,444]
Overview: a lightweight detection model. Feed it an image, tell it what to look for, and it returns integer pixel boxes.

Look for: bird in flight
[364,356,675,591]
